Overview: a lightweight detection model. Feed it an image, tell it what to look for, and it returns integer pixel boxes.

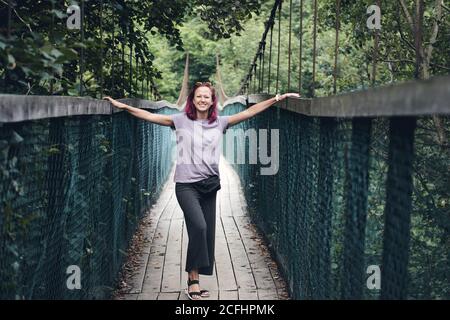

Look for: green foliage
[148,4,268,101]
[194,0,261,39]
[0,0,263,98]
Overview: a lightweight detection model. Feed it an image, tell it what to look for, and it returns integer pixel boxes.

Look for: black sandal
[186,279,202,300]
[200,287,210,297]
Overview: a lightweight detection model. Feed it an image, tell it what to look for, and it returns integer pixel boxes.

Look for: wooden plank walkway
[114,157,289,300]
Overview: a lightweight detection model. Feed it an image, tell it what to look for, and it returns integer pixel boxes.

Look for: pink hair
[184,82,218,124]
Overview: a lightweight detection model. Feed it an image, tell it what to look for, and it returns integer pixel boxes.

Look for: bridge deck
[115,158,289,300]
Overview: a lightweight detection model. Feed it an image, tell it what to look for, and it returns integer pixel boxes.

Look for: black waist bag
[193,175,221,194]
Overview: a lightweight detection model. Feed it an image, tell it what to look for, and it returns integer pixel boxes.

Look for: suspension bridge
[0,0,449,300]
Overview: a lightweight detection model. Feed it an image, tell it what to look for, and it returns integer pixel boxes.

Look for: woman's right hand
[103,96,126,109]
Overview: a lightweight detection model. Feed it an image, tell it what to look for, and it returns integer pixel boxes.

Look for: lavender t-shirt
[171,112,230,183]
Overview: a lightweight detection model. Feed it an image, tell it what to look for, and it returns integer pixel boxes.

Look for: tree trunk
[415,0,447,147]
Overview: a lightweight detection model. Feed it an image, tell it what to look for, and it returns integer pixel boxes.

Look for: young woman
[104,82,299,300]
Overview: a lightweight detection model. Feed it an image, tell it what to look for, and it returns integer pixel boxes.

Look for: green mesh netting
[0,108,176,299]
[221,102,449,300]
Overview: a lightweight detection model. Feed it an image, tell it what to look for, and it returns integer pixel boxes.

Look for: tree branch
[381,59,450,70]
[395,4,416,52]
[425,0,444,67]
[398,0,415,33]
[442,2,450,13]
[0,0,33,34]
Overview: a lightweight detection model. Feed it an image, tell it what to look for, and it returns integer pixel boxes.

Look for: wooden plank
[126,175,175,294]
[238,289,258,300]
[201,290,219,300]
[219,290,238,300]
[215,205,238,291]
[173,203,184,220]
[244,75,450,117]
[221,156,286,300]
[219,192,233,217]
[178,289,221,301]
[222,160,246,217]
[127,248,151,294]
[310,76,450,117]
[157,292,180,300]
[2,75,450,124]
[147,179,173,218]
[141,219,170,293]
[224,166,247,215]
[229,191,245,217]
[235,216,277,291]
[142,176,174,243]
[257,289,279,300]
[0,95,179,123]
[178,290,189,300]
[221,216,256,291]
[159,190,178,221]
[119,98,180,111]
[161,219,183,292]
[220,168,234,217]
[137,292,158,300]
[200,268,218,295]
[180,222,188,289]
[141,245,165,293]
[151,219,171,246]
[117,293,138,300]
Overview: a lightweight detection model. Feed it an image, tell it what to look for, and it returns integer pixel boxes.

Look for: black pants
[175,183,217,275]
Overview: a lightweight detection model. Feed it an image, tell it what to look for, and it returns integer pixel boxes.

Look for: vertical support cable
[111,5,115,95]
[250,66,253,94]
[100,0,104,97]
[268,21,274,94]
[299,0,303,93]
[414,0,423,79]
[80,0,85,96]
[141,59,144,98]
[256,62,258,93]
[258,48,262,92]
[372,0,380,86]
[121,33,125,96]
[129,43,133,96]
[252,64,256,93]
[276,0,282,121]
[276,0,282,94]
[5,0,12,93]
[135,54,139,96]
[312,0,317,97]
[6,0,11,38]
[288,0,293,91]
[254,64,258,93]
[50,1,55,94]
[333,0,340,95]
[261,41,266,93]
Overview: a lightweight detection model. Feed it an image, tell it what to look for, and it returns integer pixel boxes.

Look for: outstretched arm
[103,96,173,127]
[228,93,300,127]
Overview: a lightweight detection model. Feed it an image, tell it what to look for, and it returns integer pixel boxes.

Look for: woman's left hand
[279,93,301,100]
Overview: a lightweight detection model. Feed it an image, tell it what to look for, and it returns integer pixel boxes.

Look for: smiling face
[193,86,213,114]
